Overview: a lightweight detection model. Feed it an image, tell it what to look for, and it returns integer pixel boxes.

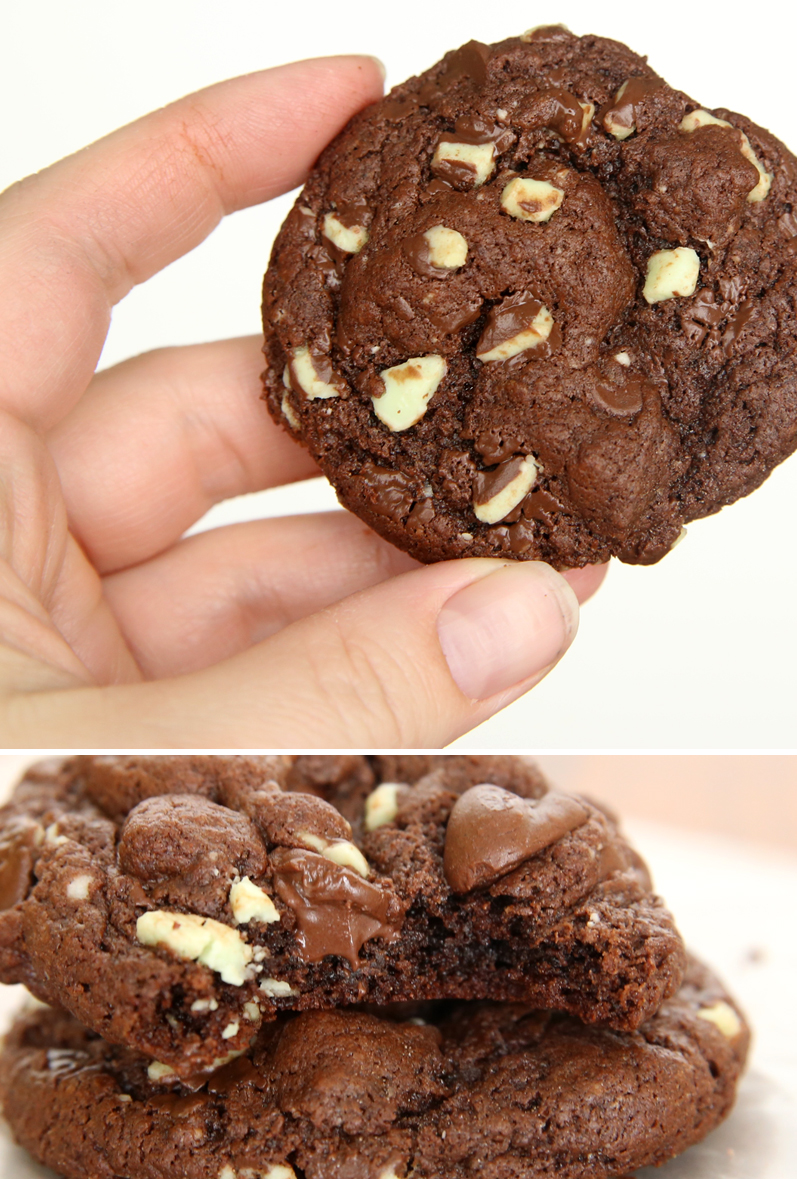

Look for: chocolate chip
[473,455,530,507]
[591,374,648,416]
[476,293,561,361]
[443,785,589,893]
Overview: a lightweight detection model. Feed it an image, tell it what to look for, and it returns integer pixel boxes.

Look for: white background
[2,0,796,750]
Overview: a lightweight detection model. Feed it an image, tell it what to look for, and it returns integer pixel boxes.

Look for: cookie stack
[0,756,748,1178]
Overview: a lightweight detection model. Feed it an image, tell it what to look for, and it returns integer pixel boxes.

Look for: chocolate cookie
[0,756,685,1077]
[262,26,797,568]
[0,956,749,1179]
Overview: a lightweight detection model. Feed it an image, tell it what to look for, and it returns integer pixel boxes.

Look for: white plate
[1,820,795,1178]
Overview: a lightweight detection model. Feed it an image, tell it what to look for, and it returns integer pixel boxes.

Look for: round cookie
[0,756,685,1077]
[0,956,749,1179]
[262,26,797,568]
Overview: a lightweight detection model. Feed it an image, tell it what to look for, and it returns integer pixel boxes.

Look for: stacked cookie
[0,756,748,1178]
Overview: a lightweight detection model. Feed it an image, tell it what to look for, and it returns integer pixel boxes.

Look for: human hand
[0,56,606,748]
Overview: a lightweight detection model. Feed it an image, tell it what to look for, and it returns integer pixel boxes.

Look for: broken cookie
[0,756,685,1077]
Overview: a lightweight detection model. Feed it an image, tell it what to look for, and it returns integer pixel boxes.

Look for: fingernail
[437,563,579,700]
[366,56,387,83]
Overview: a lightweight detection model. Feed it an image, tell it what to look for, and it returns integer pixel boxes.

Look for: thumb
[6,558,581,748]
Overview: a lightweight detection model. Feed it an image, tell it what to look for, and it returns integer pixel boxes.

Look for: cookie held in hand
[0,755,685,1076]
[262,26,797,568]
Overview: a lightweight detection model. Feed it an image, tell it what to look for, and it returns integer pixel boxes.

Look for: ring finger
[49,335,319,574]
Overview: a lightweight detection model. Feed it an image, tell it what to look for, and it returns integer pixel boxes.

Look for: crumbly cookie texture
[0,756,685,1077]
[0,956,748,1179]
[262,25,797,568]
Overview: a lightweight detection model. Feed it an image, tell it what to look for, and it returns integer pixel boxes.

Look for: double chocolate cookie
[0,956,749,1179]
[0,756,685,1077]
[262,26,797,568]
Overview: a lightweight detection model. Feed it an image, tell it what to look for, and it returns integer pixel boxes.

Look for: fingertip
[285,53,385,104]
[362,55,387,85]
[564,561,609,605]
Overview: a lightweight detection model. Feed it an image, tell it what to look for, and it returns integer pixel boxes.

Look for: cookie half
[262,26,797,568]
[0,956,749,1179]
[0,756,685,1076]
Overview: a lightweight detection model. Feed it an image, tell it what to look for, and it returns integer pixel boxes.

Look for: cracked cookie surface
[262,26,797,567]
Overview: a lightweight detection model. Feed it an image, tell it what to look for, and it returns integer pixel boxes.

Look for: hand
[0,56,606,748]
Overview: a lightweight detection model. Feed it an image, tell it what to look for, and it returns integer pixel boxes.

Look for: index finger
[0,55,384,429]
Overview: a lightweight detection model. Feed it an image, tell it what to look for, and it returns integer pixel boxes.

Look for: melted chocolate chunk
[592,374,649,416]
[403,232,458,279]
[503,518,536,552]
[329,202,370,230]
[523,487,563,520]
[382,97,418,121]
[443,785,589,893]
[407,497,436,529]
[358,462,416,523]
[419,39,492,102]
[685,290,726,332]
[270,848,404,967]
[544,88,586,140]
[206,1055,262,1095]
[149,1092,208,1118]
[679,287,756,357]
[450,113,514,152]
[430,155,479,190]
[287,346,341,394]
[517,88,588,143]
[718,276,745,304]
[427,299,483,333]
[473,428,523,466]
[722,299,755,356]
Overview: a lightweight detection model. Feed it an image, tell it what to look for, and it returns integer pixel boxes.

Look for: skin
[0,56,606,748]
